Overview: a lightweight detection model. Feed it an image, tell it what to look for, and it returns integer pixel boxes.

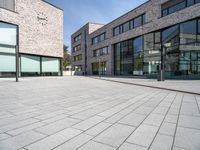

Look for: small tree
[63,45,71,70]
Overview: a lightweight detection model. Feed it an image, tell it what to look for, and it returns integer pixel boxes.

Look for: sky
[48,0,147,50]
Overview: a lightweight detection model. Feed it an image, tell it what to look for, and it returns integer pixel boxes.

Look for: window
[74,34,81,42]
[162,9,168,17]
[133,36,144,74]
[113,27,120,36]
[92,33,106,45]
[187,0,195,6]
[168,1,186,14]
[134,16,142,28]
[74,54,82,62]
[93,47,109,57]
[134,36,143,54]
[21,55,40,76]
[198,19,200,34]
[92,61,106,75]
[73,45,81,52]
[0,0,15,11]
[123,22,130,32]
[180,20,196,44]
[113,14,145,36]
[0,22,17,77]
[162,0,200,17]
[196,0,200,3]
[0,22,17,45]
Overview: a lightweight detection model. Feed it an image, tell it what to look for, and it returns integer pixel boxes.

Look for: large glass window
[123,22,130,32]
[21,55,40,76]
[92,33,106,45]
[42,57,60,76]
[0,22,16,45]
[113,14,145,36]
[0,54,16,72]
[92,61,106,75]
[180,20,196,44]
[134,16,142,28]
[0,22,17,77]
[187,0,195,6]
[133,36,144,75]
[0,0,15,11]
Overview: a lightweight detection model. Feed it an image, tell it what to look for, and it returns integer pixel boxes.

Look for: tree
[63,45,71,70]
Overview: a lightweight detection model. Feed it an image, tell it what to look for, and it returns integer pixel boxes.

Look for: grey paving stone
[180,102,199,116]
[174,127,200,150]
[178,115,200,130]
[172,146,187,150]
[118,142,147,150]
[0,133,11,141]
[34,110,67,120]
[73,116,105,131]
[7,122,46,136]
[94,123,135,147]
[54,133,93,150]
[149,134,173,150]
[35,117,80,135]
[0,113,37,127]
[78,141,115,150]
[41,114,69,124]
[159,122,176,136]
[143,114,165,127]
[0,131,46,150]
[164,114,178,124]
[152,107,169,115]
[0,118,40,133]
[118,113,146,127]
[25,128,82,150]
[134,106,154,115]
[85,122,112,136]
[127,124,159,147]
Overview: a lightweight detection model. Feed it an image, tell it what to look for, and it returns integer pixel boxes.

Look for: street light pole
[15,45,19,82]
[99,58,101,78]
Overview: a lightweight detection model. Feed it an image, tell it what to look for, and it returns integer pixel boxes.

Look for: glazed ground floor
[0,21,62,77]
[74,17,200,79]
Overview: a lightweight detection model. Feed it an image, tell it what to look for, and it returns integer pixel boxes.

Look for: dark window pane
[123,22,130,32]
[134,36,143,54]
[142,14,146,24]
[130,20,134,29]
[114,27,120,36]
[198,20,200,33]
[134,16,142,28]
[162,25,179,53]
[180,20,196,45]
[168,1,186,14]
[187,0,195,6]
[196,0,200,3]
[162,9,168,17]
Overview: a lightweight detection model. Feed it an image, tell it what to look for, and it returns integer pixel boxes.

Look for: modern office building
[71,0,200,79]
[0,0,63,77]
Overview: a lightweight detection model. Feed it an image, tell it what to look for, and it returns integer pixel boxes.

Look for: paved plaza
[0,77,200,150]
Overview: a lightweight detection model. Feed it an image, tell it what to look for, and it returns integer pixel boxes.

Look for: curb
[91,77,200,96]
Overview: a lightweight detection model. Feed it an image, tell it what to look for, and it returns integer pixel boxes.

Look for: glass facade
[92,33,106,45]
[20,54,61,76]
[92,61,106,75]
[0,22,61,77]
[114,18,200,79]
[162,0,200,17]
[93,46,109,57]
[0,22,17,77]
[113,14,145,36]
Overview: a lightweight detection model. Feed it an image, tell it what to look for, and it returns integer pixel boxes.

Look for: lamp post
[158,43,171,81]
[99,58,101,78]
[15,45,19,82]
